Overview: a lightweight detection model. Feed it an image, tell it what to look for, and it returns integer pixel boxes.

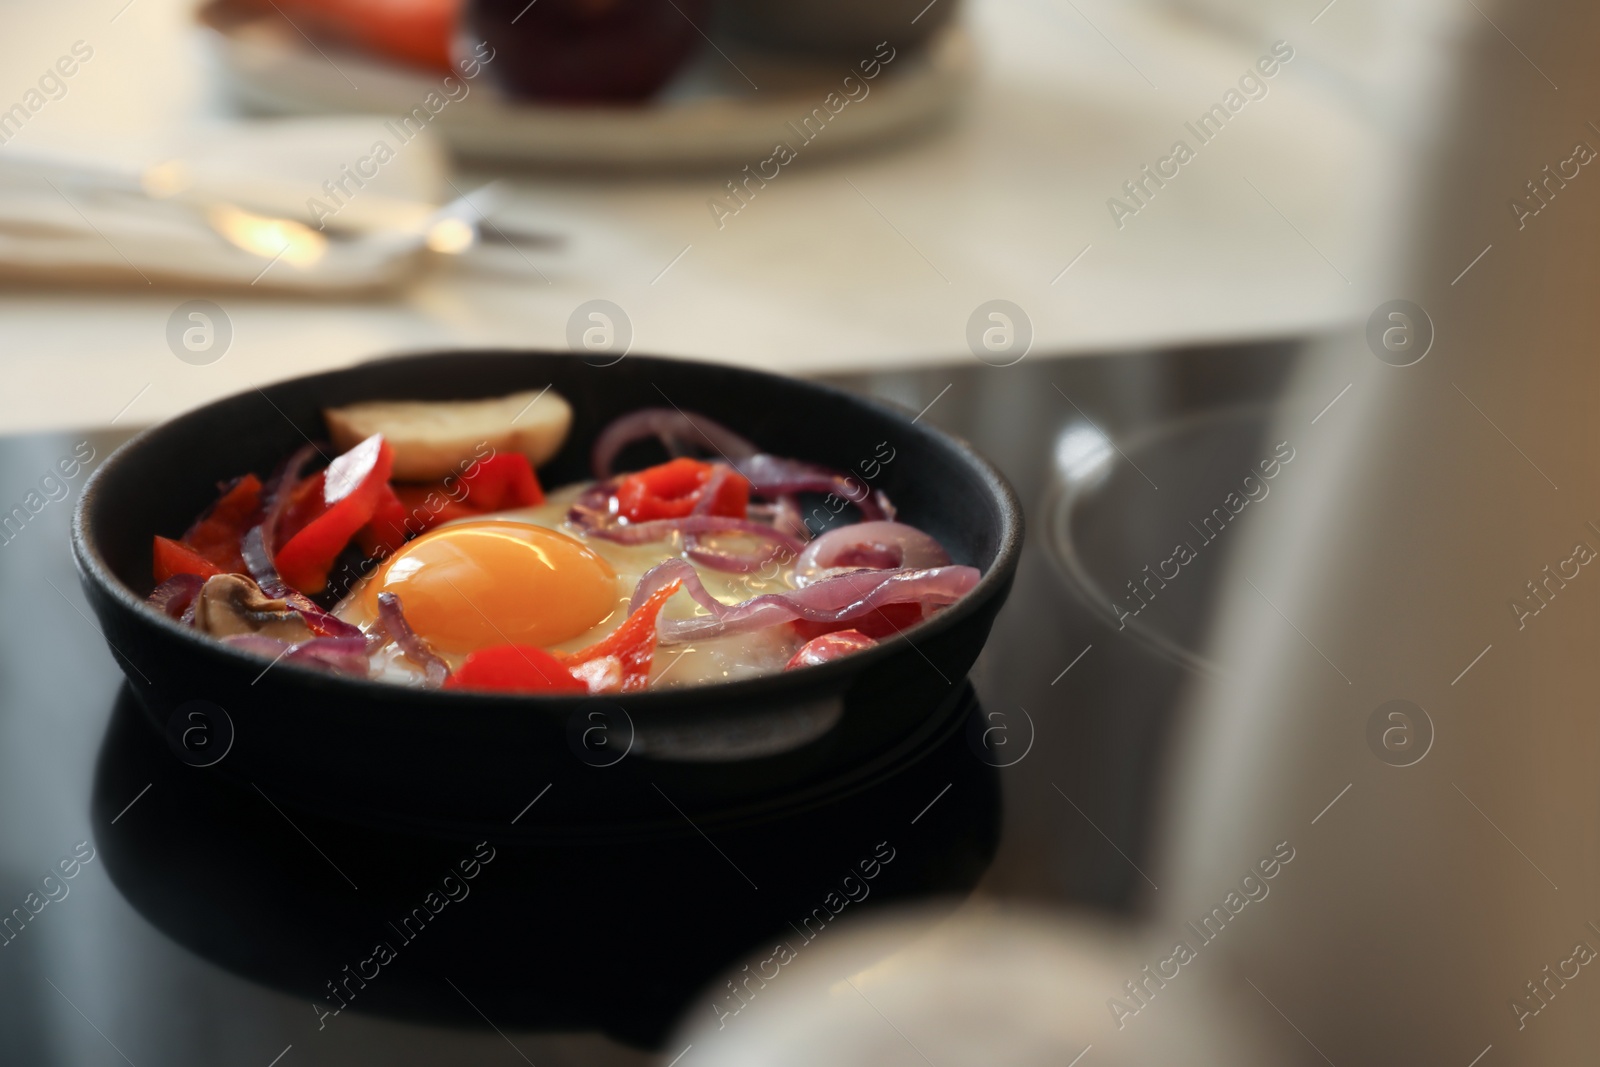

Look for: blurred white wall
[1161,0,1600,1062]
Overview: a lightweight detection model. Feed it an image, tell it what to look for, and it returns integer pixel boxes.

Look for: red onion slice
[626,558,726,615]
[181,473,263,544]
[691,464,730,516]
[629,558,980,643]
[591,408,758,479]
[737,454,893,523]
[565,479,620,531]
[241,525,287,597]
[771,494,809,542]
[786,630,878,669]
[568,463,805,572]
[682,464,736,567]
[684,542,783,575]
[240,526,364,640]
[572,512,805,573]
[795,521,952,584]
[259,442,322,555]
[240,441,339,625]
[147,574,205,620]
[375,591,450,686]
[220,633,370,677]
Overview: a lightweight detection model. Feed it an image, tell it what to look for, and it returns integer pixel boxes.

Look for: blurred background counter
[0,0,1384,433]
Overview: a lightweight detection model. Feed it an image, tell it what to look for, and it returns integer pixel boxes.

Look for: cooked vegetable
[222,633,371,677]
[269,0,461,72]
[567,460,803,573]
[786,630,877,669]
[795,521,951,581]
[193,574,317,644]
[738,454,893,522]
[591,407,758,479]
[557,578,680,693]
[241,529,365,640]
[791,601,925,642]
[468,0,707,103]
[148,398,974,689]
[630,558,980,644]
[323,390,572,482]
[358,452,545,557]
[588,409,889,523]
[181,473,262,573]
[258,445,323,553]
[457,452,546,511]
[374,591,450,686]
[274,434,394,594]
[275,471,329,547]
[357,484,415,559]
[148,574,205,621]
[153,536,223,583]
[568,507,802,573]
[444,645,586,693]
[613,457,748,522]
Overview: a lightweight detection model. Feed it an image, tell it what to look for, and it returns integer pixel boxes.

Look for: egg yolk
[368,521,617,655]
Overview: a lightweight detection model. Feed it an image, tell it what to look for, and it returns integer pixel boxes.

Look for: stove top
[0,340,1298,1065]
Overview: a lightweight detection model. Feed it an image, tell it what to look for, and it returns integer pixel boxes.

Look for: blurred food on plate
[264,0,462,72]
[721,0,956,57]
[198,0,972,166]
[467,0,712,103]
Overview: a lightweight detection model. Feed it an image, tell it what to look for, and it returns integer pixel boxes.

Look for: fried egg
[335,483,801,689]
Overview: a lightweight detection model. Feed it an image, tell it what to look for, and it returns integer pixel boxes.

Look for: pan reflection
[90,682,999,1049]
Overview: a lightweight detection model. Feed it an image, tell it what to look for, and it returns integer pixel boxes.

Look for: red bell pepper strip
[786,629,878,669]
[458,452,545,512]
[393,484,480,526]
[443,644,586,693]
[791,601,924,642]
[268,0,460,73]
[557,579,682,693]
[355,454,547,558]
[614,458,749,522]
[356,483,412,559]
[152,535,223,583]
[180,473,262,573]
[355,484,477,558]
[274,471,328,547]
[274,435,393,594]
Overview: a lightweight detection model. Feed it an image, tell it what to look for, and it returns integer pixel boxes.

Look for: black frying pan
[72,350,1021,835]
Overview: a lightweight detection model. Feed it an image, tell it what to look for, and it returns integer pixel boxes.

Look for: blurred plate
[197,0,973,168]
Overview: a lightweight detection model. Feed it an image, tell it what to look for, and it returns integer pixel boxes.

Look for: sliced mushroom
[194,574,316,643]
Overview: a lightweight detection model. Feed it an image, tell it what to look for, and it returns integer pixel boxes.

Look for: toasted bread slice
[324,389,573,482]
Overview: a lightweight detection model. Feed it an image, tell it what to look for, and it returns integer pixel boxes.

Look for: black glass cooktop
[0,341,1296,1065]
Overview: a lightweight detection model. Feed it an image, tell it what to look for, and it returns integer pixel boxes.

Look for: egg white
[335,481,803,689]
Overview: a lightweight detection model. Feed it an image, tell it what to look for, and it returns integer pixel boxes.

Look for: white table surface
[0,0,1384,434]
